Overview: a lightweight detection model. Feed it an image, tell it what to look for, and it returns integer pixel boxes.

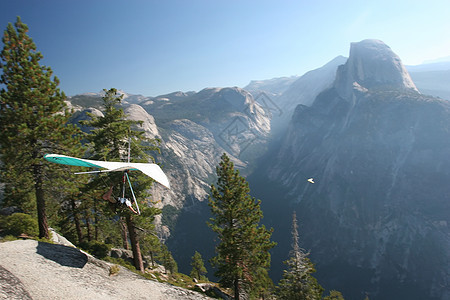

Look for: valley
[66,39,450,300]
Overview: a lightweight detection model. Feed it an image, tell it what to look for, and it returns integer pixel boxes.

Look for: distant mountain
[407,61,450,72]
[243,76,299,96]
[141,87,270,161]
[271,56,347,132]
[69,90,151,108]
[421,55,450,65]
[252,39,450,299]
[406,62,450,100]
[409,70,450,100]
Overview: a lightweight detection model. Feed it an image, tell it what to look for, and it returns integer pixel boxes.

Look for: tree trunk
[234,278,240,300]
[70,198,84,243]
[120,218,129,250]
[150,251,155,267]
[125,214,144,272]
[34,164,49,239]
[94,198,98,240]
[85,213,91,241]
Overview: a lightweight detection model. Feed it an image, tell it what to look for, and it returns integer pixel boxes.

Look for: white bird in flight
[307,178,314,184]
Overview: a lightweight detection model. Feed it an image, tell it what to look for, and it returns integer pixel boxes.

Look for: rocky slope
[0,233,211,300]
[253,39,450,299]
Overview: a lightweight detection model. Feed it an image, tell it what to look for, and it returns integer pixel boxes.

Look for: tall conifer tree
[0,17,82,238]
[190,251,207,280]
[276,211,323,299]
[208,153,275,299]
[82,88,160,272]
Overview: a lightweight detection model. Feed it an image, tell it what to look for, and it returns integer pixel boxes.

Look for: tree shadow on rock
[36,242,88,268]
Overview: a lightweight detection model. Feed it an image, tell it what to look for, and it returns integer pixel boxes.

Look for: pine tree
[208,153,276,300]
[323,290,345,300]
[159,244,178,274]
[0,17,82,238]
[190,251,207,281]
[276,211,324,300]
[140,229,161,268]
[81,88,160,272]
[48,167,90,244]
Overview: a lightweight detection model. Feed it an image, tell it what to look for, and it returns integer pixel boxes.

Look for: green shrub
[79,241,112,259]
[2,213,38,237]
[1,235,17,242]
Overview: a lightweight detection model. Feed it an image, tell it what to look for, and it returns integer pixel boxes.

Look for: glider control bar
[126,172,140,215]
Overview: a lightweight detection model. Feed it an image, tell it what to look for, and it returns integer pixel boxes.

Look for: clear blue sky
[2,0,450,96]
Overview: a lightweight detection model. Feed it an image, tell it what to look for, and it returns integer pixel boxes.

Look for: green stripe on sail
[44,155,102,168]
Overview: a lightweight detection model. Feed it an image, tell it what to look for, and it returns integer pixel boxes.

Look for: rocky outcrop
[257,40,450,299]
[110,248,135,266]
[125,104,159,139]
[195,283,232,300]
[0,239,211,300]
[334,39,418,99]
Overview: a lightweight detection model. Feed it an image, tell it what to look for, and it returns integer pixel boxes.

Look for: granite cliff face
[334,39,418,98]
[142,86,270,163]
[256,39,450,299]
[68,87,271,240]
[145,87,270,238]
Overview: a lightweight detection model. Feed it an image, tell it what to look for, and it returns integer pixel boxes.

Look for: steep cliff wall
[256,40,450,300]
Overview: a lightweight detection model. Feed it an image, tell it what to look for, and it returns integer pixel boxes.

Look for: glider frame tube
[126,172,140,215]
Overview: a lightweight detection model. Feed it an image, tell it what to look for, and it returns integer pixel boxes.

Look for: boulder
[194,283,231,300]
[110,248,135,266]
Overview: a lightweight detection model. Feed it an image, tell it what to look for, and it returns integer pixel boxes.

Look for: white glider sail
[44,154,170,189]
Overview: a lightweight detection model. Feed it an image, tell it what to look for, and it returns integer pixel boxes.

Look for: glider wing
[127,162,170,189]
[44,154,170,189]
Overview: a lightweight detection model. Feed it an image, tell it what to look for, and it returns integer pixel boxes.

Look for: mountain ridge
[254,39,450,300]
[62,40,450,299]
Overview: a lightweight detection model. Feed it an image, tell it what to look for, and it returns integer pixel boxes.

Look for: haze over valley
[2,2,450,299]
[62,39,450,299]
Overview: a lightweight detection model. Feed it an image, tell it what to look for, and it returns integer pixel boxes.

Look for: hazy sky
[2,0,450,96]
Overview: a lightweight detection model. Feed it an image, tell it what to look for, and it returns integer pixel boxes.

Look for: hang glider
[44,154,170,189]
